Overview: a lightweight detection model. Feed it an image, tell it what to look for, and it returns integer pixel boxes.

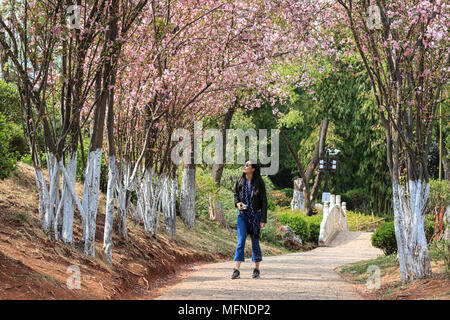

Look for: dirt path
[155,232,382,300]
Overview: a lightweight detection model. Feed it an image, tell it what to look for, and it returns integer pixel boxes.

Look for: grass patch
[338,254,398,283]
[11,212,29,224]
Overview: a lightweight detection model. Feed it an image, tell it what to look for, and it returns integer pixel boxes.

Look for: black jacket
[234,176,268,223]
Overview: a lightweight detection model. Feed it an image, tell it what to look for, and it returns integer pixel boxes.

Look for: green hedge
[371,222,397,255]
[342,188,370,211]
[371,217,447,256]
[277,211,323,244]
[0,114,19,179]
[277,212,310,242]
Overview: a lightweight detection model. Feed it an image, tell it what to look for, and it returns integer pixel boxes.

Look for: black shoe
[252,268,260,279]
[231,268,240,279]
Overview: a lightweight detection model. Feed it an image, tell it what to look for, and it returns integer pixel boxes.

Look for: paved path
[156,232,382,300]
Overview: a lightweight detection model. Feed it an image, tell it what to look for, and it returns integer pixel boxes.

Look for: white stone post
[336,195,341,207]
[330,194,336,208]
[323,201,329,219]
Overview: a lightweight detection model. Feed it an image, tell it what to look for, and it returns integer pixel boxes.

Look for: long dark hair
[238,161,264,194]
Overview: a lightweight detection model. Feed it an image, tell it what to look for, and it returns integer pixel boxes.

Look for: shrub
[0,114,19,179]
[343,188,370,212]
[346,210,385,231]
[269,189,290,207]
[371,222,397,255]
[306,215,322,243]
[195,168,219,217]
[260,213,284,247]
[277,211,310,242]
[0,80,21,123]
[7,122,28,159]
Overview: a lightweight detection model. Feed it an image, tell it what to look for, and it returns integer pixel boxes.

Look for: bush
[277,211,310,242]
[306,215,323,243]
[269,189,291,207]
[0,114,19,179]
[0,80,21,123]
[7,122,28,159]
[346,210,385,231]
[371,222,397,255]
[195,168,219,217]
[343,188,370,212]
[260,213,284,247]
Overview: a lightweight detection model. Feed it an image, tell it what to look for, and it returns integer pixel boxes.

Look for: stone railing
[318,194,349,246]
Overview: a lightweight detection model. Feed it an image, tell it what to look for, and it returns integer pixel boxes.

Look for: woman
[232,160,268,279]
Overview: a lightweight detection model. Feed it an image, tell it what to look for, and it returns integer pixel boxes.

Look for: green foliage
[11,212,29,224]
[269,189,292,207]
[346,210,385,231]
[0,113,19,179]
[260,212,285,247]
[6,121,28,158]
[0,80,21,123]
[426,180,450,214]
[277,211,310,242]
[250,56,392,216]
[306,215,323,243]
[371,222,397,255]
[196,168,219,217]
[342,188,370,212]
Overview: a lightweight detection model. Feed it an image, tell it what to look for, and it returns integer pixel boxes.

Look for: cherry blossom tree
[334,0,449,282]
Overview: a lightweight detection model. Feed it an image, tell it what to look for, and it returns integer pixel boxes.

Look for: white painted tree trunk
[162,177,177,237]
[180,165,196,228]
[61,152,77,243]
[291,189,305,210]
[116,161,131,239]
[34,167,49,228]
[82,149,102,256]
[139,168,164,237]
[103,156,117,264]
[44,153,60,234]
[392,180,432,283]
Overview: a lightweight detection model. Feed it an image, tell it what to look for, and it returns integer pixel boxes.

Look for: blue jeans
[233,210,262,262]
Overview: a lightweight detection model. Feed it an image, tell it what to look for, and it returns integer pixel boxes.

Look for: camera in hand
[241,203,248,210]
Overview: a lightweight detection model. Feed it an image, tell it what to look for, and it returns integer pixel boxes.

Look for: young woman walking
[232,160,268,279]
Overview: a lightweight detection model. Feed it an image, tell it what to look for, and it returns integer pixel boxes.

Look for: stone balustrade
[318,194,349,246]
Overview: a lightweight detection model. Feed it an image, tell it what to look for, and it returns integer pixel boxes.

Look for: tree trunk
[82,148,102,256]
[44,153,60,234]
[103,156,116,263]
[208,193,228,228]
[392,180,432,282]
[160,174,177,236]
[211,105,236,187]
[279,118,328,215]
[443,148,449,181]
[180,163,196,228]
[61,152,77,243]
[209,104,235,228]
